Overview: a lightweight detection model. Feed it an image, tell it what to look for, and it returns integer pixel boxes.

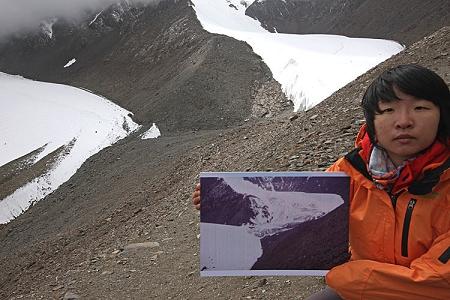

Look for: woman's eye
[415,106,429,111]
[380,108,394,113]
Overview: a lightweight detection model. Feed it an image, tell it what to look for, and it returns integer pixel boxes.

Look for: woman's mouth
[394,134,415,144]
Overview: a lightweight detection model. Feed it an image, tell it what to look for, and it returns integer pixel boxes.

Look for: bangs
[363,78,399,114]
[361,64,450,144]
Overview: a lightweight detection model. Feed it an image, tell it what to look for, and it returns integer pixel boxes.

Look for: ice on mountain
[64,58,76,68]
[222,176,344,238]
[200,222,263,271]
[141,123,161,139]
[40,18,58,39]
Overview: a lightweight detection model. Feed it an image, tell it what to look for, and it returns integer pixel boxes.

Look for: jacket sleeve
[326,230,450,300]
[326,158,344,172]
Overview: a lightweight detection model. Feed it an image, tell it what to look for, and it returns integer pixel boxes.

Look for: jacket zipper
[401,199,417,257]
[389,192,400,209]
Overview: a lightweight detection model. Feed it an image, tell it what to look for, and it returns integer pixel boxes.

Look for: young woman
[192,64,450,300]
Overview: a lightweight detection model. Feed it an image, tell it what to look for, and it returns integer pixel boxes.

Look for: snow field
[0,73,140,223]
[192,0,404,110]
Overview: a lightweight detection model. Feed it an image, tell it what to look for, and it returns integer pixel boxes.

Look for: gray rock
[124,242,160,250]
[63,291,81,299]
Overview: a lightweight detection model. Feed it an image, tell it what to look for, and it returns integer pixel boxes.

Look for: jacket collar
[346,125,450,195]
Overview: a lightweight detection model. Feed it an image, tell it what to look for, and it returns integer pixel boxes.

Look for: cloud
[0,0,162,39]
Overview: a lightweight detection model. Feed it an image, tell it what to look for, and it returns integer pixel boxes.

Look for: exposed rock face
[200,177,256,225]
[247,0,450,45]
[0,25,448,300]
[252,79,292,118]
[0,0,289,133]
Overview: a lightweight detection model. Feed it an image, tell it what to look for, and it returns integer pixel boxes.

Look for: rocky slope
[247,0,450,45]
[0,0,289,133]
[1,23,448,299]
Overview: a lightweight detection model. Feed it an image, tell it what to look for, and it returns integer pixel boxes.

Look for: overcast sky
[0,0,161,39]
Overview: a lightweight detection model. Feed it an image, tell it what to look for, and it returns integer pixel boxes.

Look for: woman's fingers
[192,183,201,210]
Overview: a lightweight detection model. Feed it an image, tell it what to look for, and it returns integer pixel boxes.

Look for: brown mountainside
[247,0,450,45]
[0,0,289,133]
[0,24,448,299]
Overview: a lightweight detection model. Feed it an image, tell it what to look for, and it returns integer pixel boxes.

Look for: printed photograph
[200,172,350,276]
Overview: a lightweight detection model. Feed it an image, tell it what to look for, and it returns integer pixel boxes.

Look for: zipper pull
[407,199,417,209]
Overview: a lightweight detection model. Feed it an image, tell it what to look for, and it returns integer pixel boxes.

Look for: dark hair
[362,64,450,144]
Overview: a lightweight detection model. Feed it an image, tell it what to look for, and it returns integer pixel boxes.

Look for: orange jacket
[325,129,450,300]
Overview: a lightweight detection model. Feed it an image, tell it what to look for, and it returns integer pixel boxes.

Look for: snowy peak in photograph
[200,173,350,276]
[222,176,343,238]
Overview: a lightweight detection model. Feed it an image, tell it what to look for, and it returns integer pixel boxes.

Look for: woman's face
[374,87,440,166]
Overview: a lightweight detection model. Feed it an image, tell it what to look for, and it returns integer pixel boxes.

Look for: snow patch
[64,58,76,68]
[0,72,140,223]
[200,223,263,271]
[40,18,57,39]
[89,10,104,26]
[239,0,257,8]
[141,123,161,139]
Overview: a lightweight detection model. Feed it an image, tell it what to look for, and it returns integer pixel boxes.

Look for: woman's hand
[192,183,201,210]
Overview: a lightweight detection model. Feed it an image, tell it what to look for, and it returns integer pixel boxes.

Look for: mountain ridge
[0,0,449,298]
[247,0,450,45]
[1,25,448,298]
[0,0,289,133]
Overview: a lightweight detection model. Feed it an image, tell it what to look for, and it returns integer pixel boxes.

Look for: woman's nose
[395,110,414,129]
